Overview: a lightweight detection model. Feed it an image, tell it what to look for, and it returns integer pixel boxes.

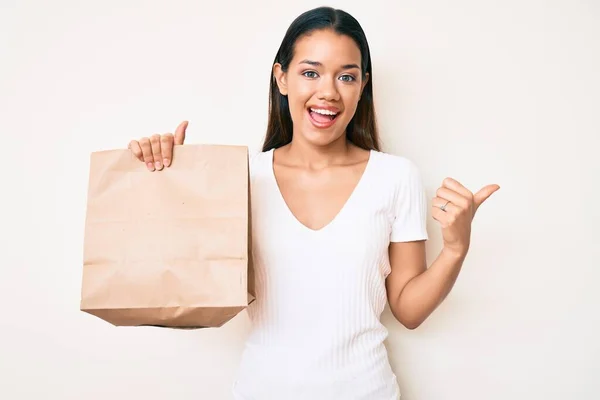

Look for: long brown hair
[261,7,380,152]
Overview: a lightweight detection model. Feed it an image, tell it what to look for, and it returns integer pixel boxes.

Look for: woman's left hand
[432,178,500,257]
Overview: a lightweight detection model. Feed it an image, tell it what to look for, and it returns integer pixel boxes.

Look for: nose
[317,76,340,101]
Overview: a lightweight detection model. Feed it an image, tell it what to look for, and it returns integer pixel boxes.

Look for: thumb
[174,120,188,145]
[473,184,500,211]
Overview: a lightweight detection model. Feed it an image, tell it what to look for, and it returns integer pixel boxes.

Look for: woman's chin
[301,130,344,147]
[295,121,345,147]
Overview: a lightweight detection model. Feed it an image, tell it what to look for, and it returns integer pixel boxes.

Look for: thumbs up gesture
[431,177,500,257]
[128,120,189,171]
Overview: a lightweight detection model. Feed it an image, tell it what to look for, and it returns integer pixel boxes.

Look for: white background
[1,0,598,399]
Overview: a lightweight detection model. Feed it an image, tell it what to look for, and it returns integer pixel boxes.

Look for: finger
[161,133,174,167]
[431,207,451,228]
[432,197,460,214]
[442,177,472,199]
[128,140,144,162]
[150,134,163,170]
[474,184,501,210]
[436,187,470,209]
[174,120,188,145]
[139,137,155,171]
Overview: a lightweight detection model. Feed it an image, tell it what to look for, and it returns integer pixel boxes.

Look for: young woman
[128,6,499,400]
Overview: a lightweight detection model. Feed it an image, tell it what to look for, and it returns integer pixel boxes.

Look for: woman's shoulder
[369,151,427,210]
[248,148,274,177]
[371,150,422,181]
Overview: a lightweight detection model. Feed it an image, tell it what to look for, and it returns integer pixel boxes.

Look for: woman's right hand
[128,120,188,171]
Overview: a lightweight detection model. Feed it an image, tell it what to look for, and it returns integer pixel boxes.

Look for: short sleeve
[390,160,429,242]
[248,149,263,180]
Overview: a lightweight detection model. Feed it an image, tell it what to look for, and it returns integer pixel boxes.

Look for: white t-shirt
[232,148,429,400]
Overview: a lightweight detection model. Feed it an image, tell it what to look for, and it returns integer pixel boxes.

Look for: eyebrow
[299,59,361,71]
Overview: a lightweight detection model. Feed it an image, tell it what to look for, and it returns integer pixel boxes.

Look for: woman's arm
[386,177,499,329]
[386,241,466,329]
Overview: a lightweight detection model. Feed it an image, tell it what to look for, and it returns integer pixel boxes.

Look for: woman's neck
[280,134,355,170]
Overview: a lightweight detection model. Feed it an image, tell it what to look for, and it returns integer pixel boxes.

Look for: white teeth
[310,108,338,116]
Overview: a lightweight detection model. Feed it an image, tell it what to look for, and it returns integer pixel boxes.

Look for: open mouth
[307,107,340,127]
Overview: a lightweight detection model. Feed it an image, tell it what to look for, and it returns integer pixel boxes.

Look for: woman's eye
[339,74,356,82]
[303,71,318,78]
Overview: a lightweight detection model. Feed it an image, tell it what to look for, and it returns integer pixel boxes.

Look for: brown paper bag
[80,144,255,329]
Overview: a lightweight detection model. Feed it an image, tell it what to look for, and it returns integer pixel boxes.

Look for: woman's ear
[273,63,288,96]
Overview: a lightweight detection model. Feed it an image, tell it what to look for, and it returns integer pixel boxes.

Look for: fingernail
[155,161,162,170]
[147,162,155,171]
[163,158,170,167]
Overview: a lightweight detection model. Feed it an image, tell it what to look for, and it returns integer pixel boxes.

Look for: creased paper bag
[80,144,255,329]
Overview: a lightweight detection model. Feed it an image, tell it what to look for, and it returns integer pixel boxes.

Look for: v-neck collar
[268,148,376,234]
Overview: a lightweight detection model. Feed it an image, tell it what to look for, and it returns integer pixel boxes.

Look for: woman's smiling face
[273,28,369,148]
